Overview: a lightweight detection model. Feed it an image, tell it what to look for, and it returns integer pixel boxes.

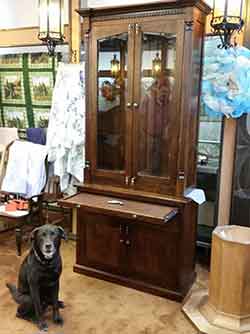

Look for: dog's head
[31,224,66,260]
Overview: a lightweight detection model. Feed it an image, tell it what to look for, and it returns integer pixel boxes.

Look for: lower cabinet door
[77,210,126,275]
[126,222,179,290]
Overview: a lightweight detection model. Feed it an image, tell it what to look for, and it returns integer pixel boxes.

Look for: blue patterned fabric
[202,36,250,118]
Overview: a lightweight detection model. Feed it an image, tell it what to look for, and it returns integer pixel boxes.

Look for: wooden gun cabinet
[61,0,210,301]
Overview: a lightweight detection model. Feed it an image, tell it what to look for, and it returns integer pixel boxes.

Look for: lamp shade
[38,0,64,55]
[212,0,244,18]
[152,52,162,77]
[110,54,120,77]
[210,0,244,48]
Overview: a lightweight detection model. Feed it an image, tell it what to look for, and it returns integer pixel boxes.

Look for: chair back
[0,128,18,146]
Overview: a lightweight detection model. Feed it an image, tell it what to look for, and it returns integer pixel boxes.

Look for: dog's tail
[6,283,22,304]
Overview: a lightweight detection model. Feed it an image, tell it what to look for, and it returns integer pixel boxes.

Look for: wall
[87,0,213,7]
[0,0,69,30]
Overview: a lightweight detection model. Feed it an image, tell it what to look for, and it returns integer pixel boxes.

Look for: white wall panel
[87,0,212,7]
[0,0,69,29]
[87,0,161,7]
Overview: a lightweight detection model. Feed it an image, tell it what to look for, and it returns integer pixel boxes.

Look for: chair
[0,128,18,189]
[41,174,64,224]
[0,140,47,255]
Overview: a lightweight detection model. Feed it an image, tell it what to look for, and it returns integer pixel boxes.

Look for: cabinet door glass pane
[97,33,128,171]
[137,32,177,178]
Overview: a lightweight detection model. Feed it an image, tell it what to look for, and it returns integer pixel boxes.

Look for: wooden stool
[183,225,250,334]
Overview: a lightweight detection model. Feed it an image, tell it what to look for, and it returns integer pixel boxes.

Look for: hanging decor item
[110,54,120,77]
[202,36,250,119]
[210,0,244,49]
[152,52,162,77]
[38,0,64,56]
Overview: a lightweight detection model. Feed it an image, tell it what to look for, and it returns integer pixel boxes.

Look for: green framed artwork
[0,52,60,129]
[28,53,53,69]
[1,72,25,104]
[33,108,50,128]
[3,106,28,128]
[30,72,53,106]
[0,54,22,68]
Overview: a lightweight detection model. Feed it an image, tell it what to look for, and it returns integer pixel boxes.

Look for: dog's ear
[30,227,40,242]
[57,226,67,240]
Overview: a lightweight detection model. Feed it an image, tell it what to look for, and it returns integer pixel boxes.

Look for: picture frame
[3,106,28,129]
[1,72,25,104]
[30,72,53,106]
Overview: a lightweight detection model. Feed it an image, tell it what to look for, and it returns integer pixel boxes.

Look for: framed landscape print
[3,106,28,128]
[28,53,53,69]
[30,72,53,106]
[33,108,50,128]
[1,72,25,104]
[0,54,22,68]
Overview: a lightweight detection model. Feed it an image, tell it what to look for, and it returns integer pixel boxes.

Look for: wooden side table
[183,225,250,334]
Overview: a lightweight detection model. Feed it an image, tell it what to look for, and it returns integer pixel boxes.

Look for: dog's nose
[45,243,52,251]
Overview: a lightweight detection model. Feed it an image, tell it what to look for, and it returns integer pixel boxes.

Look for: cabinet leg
[16,227,22,256]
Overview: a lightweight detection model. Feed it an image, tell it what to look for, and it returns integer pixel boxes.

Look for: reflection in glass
[97,33,128,171]
[137,32,177,178]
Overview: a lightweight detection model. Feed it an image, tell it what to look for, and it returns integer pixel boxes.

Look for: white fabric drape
[1,141,47,198]
[46,63,85,192]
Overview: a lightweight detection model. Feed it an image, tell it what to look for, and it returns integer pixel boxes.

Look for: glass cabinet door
[90,25,134,186]
[132,21,184,193]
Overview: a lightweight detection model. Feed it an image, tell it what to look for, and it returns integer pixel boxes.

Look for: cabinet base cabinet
[75,207,196,302]
[73,264,194,301]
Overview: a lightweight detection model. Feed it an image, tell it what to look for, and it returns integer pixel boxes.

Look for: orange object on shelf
[5,201,18,212]
[14,200,29,210]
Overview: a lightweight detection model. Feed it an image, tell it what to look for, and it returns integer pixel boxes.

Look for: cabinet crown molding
[76,0,211,21]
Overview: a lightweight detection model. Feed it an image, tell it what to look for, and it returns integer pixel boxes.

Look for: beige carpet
[0,233,208,334]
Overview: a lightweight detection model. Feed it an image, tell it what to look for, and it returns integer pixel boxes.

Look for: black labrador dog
[7,224,66,331]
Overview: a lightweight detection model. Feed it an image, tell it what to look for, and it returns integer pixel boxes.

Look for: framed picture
[28,53,53,69]
[0,113,3,127]
[30,72,53,105]
[33,108,50,128]
[1,72,25,104]
[0,54,22,68]
[3,106,28,129]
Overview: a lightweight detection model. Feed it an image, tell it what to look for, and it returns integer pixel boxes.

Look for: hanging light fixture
[38,0,64,56]
[210,0,244,49]
[110,54,120,77]
[152,52,162,77]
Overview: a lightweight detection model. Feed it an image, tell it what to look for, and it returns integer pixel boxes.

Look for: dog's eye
[50,231,55,236]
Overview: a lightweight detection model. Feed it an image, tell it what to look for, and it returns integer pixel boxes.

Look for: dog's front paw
[53,314,64,326]
[37,320,48,332]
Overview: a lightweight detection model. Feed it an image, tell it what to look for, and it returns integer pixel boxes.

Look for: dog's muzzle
[42,243,56,259]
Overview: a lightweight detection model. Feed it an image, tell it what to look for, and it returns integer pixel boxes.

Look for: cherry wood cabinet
[61,0,210,301]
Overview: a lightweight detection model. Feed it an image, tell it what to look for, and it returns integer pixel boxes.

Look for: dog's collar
[32,247,50,265]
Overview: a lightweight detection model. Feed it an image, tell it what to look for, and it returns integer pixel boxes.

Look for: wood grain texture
[217,118,237,226]
[64,1,209,301]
